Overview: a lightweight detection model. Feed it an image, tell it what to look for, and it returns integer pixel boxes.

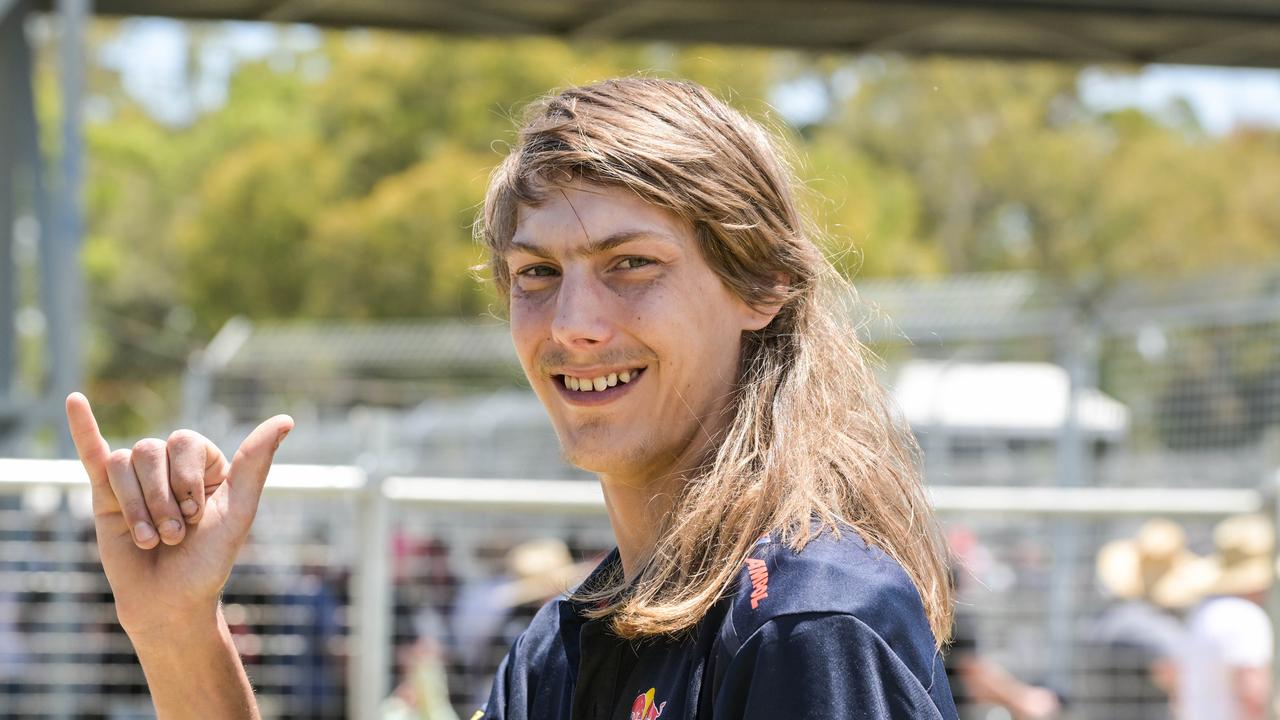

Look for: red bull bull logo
[630,688,667,720]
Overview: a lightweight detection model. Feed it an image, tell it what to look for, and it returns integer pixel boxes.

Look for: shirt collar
[564,546,623,615]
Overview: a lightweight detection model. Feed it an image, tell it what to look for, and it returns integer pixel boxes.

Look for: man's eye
[615,257,655,270]
[516,265,558,278]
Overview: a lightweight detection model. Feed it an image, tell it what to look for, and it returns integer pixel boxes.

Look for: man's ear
[740,276,791,332]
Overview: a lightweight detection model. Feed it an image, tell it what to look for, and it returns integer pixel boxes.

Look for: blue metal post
[0,0,22,452]
[48,0,89,458]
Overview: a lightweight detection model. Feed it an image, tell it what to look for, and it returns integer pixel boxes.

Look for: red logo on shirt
[746,557,769,609]
[630,688,667,720]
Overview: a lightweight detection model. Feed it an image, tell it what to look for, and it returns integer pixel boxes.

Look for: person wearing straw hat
[65,77,958,720]
[495,538,597,611]
[1174,514,1275,720]
[1083,519,1194,720]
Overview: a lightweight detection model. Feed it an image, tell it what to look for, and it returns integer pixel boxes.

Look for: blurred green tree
[51,24,1280,434]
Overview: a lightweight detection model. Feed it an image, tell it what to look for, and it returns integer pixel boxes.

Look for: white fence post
[350,463,392,720]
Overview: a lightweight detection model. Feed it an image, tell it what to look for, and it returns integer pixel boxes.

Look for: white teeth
[564,371,639,392]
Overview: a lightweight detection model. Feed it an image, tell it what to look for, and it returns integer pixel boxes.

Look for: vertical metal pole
[49,4,89,717]
[0,1,26,454]
[48,0,88,457]
[350,447,392,720]
[1048,313,1099,693]
[14,0,56,451]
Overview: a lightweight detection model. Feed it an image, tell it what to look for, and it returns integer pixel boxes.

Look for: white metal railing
[1,458,1277,719]
[927,484,1264,517]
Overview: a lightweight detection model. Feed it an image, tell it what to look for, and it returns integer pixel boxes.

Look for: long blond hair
[479,77,953,646]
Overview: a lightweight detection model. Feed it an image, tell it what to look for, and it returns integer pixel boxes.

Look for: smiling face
[505,181,771,484]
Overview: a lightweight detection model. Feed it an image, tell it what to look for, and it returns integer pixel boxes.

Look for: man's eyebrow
[506,229,677,259]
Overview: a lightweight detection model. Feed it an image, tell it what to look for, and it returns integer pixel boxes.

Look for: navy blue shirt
[476,527,958,720]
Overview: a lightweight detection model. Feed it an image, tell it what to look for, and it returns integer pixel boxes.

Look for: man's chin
[558,434,648,476]
[561,446,629,475]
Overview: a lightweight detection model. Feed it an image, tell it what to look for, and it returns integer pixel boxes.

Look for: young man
[66,77,957,719]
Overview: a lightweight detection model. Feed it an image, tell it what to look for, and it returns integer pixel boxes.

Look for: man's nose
[551,268,615,348]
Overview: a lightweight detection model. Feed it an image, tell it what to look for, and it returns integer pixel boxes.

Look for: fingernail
[134,522,157,543]
[180,498,198,517]
[160,519,182,537]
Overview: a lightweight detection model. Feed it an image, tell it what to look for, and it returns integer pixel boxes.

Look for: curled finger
[167,429,210,524]
[105,449,159,550]
[132,438,185,546]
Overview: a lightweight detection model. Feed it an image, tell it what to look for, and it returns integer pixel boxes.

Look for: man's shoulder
[713,525,951,715]
[725,525,931,646]
[502,595,574,668]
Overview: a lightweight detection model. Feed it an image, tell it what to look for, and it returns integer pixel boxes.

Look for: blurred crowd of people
[0,495,605,720]
[948,513,1278,720]
[1087,514,1276,720]
[2,500,1278,719]
[385,514,1280,720]
[381,533,604,720]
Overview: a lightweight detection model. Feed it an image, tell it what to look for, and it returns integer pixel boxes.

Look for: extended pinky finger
[105,449,160,550]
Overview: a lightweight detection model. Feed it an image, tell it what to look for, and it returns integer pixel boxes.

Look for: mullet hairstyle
[479,77,953,647]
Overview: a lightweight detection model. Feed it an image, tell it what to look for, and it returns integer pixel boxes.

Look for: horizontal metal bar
[0,458,364,495]
[930,485,1263,517]
[383,476,607,513]
[0,458,88,486]
[1102,296,1280,334]
[0,459,1265,518]
[386,477,1264,518]
[258,464,366,495]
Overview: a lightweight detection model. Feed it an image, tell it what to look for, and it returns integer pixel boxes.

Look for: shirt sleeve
[712,612,958,720]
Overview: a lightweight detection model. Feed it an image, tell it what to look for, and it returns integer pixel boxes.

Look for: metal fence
[165,269,1280,492]
[859,269,1280,492]
[1,458,1275,720]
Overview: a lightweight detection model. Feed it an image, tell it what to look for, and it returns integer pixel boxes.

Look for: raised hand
[65,392,293,637]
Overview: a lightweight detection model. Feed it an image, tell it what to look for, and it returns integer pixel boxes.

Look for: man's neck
[595,384,742,581]
[597,431,721,582]
[599,476,678,582]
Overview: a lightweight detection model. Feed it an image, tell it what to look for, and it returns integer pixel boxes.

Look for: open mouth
[553,367,647,394]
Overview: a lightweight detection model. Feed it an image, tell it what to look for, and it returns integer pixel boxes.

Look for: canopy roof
[893,359,1130,438]
[35,0,1280,68]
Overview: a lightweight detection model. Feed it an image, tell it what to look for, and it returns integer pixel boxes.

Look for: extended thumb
[226,414,294,522]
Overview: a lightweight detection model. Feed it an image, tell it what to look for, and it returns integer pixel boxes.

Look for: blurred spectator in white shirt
[1172,514,1274,720]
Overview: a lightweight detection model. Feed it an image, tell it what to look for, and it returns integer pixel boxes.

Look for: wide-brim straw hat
[1149,514,1277,608]
[1096,518,1202,610]
[497,538,597,608]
